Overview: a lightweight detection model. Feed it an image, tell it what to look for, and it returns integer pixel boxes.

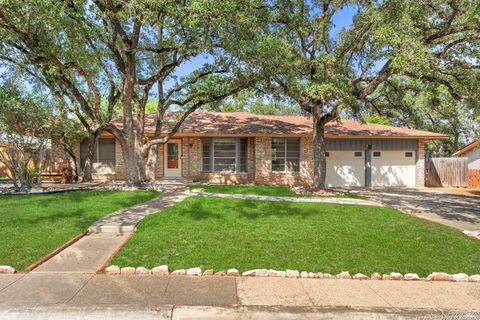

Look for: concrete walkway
[196,192,382,206]
[32,186,190,274]
[0,274,479,319]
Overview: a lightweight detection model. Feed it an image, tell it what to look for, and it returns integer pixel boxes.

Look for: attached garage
[324,138,419,188]
[371,150,416,187]
[326,151,365,187]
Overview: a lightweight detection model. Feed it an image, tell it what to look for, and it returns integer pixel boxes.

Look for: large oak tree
[232,0,479,188]
[0,0,259,184]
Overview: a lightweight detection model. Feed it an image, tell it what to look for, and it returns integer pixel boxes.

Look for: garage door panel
[326,151,365,187]
[371,151,416,187]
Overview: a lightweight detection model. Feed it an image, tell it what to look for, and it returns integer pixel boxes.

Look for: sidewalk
[0,273,479,319]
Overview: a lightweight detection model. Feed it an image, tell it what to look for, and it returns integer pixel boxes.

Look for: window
[80,138,116,168]
[201,138,248,172]
[354,151,363,157]
[272,138,300,172]
[405,152,413,158]
[325,151,330,157]
[373,151,381,157]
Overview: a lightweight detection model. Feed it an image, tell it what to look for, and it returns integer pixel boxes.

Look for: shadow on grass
[176,197,361,221]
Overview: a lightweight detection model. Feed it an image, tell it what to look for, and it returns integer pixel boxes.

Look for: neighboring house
[74,112,447,187]
[453,140,480,169]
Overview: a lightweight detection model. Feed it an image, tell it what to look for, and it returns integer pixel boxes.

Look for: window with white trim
[201,138,248,172]
[271,138,300,172]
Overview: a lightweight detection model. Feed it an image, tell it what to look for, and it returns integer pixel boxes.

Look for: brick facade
[74,135,426,187]
[416,138,425,187]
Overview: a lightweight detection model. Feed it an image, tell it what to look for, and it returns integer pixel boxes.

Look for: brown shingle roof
[111,112,448,139]
[453,140,480,156]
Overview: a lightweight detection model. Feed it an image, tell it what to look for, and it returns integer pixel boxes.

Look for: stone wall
[416,138,425,187]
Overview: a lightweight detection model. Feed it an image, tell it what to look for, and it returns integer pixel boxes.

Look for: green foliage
[226,0,479,155]
[354,77,478,156]
[112,197,480,276]
[0,82,56,190]
[0,190,159,269]
[363,115,392,126]
[205,90,302,115]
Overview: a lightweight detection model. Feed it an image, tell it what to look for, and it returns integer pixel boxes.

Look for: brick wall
[416,138,425,187]
[189,137,255,184]
[252,136,313,186]
[155,144,164,178]
[114,140,126,180]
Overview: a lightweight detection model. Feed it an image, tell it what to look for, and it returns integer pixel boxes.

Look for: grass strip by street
[188,184,363,199]
[112,197,480,277]
[0,190,159,270]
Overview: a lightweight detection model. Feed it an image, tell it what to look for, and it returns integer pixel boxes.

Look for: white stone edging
[104,266,480,282]
[463,230,480,240]
[0,266,16,274]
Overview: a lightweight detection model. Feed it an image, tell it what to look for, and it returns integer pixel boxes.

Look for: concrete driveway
[350,188,480,232]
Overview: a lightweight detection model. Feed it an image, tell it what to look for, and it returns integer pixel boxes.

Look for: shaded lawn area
[112,197,480,277]
[0,190,159,270]
[188,184,363,199]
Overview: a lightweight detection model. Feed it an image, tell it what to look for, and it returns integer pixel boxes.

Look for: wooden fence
[469,169,480,189]
[0,147,65,179]
[425,157,468,187]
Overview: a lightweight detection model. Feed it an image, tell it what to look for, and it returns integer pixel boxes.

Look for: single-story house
[453,140,480,169]
[74,112,448,187]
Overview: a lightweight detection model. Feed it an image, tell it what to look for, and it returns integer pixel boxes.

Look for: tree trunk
[312,114,328,189]
[117,134,147,186]
[82,130,100,182]
[35,147,45,187]
[146,145,159,182]
[60,137,79,182]
[145,108,165,182]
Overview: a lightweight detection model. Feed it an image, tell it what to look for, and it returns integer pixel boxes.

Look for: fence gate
[425,157,468,187]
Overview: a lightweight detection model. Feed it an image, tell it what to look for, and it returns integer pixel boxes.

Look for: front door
[164,140,182,177]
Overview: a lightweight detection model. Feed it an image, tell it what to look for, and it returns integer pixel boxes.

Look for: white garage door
[326,151,365,187]
[371,150,416,187]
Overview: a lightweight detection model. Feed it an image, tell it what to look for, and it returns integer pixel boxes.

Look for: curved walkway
[32,186,190,274]
[195,192,383,206]
[31,188,379,274]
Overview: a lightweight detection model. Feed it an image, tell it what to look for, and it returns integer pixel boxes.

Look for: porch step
[88,224,135,235]
[156,178,188,186]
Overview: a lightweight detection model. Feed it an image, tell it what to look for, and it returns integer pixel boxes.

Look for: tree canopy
[225,0,480,187]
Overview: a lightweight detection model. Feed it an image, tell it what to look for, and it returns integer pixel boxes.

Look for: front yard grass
[0,190,159,270]
[112,197,480,277]
[188,183,362,199]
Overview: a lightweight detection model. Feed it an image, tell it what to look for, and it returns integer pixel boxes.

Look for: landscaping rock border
[104,265,480,282]
[463,230,480,240]
[0,266,16,274]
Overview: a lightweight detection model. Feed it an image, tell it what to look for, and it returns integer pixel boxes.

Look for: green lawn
[0,190,159,270]
[112,197,480,277]
[188,183,362,199]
